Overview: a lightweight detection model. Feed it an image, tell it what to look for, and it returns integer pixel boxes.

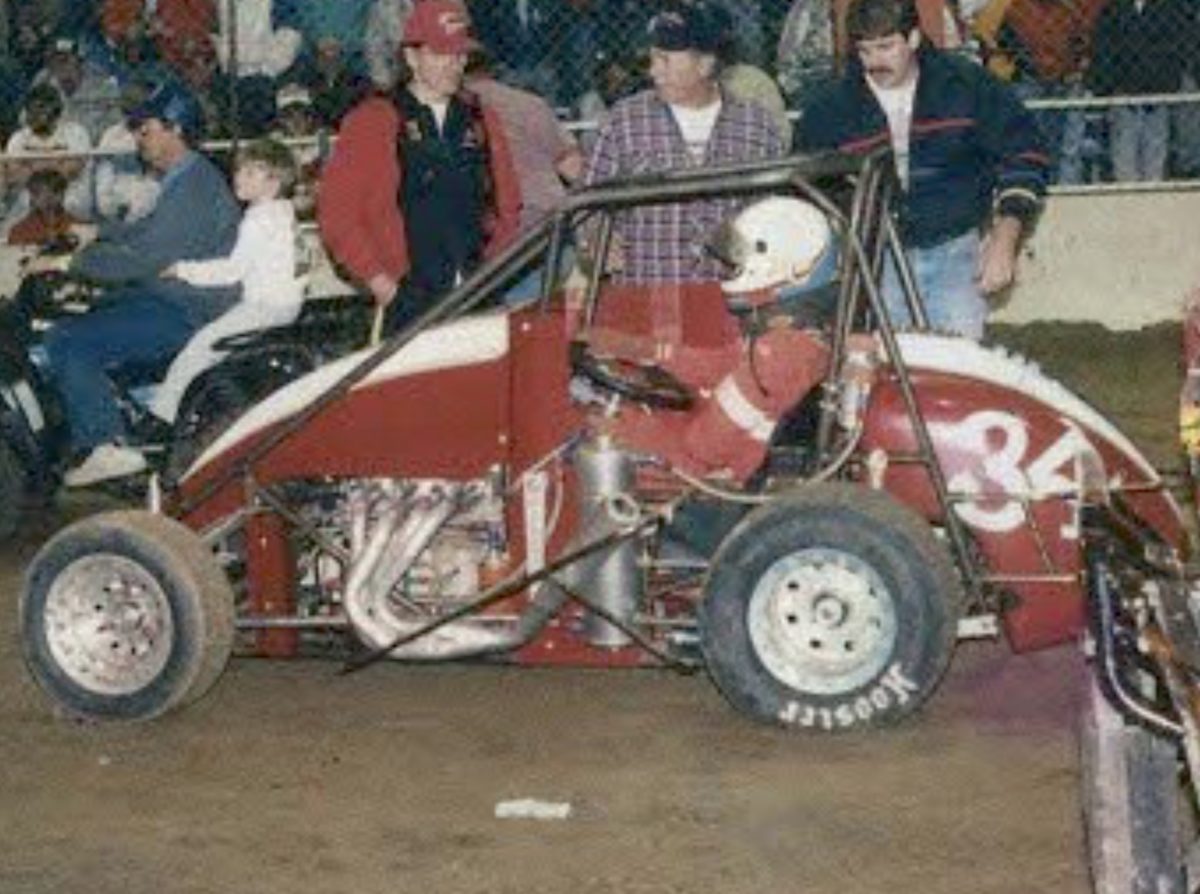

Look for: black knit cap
[647,1,723,54]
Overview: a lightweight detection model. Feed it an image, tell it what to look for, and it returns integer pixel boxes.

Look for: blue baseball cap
[126,82,203,139]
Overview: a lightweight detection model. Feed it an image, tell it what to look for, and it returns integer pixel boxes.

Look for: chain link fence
[0,0,1198,249]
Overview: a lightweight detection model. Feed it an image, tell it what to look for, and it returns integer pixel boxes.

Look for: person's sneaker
[63,443,148,488]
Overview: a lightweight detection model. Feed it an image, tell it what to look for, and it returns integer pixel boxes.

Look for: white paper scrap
[494,798,573,820]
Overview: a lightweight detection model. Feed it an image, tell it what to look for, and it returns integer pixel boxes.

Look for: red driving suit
[587,283,831,482]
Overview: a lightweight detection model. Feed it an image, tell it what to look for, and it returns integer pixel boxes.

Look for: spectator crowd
[0,0,1190,228]
[0,0,1060,484]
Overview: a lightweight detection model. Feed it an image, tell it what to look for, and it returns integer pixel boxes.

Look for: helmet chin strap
[728,293,778,391]
[740,314,772,398]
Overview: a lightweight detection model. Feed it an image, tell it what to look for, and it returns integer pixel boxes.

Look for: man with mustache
[797,0,1049,338]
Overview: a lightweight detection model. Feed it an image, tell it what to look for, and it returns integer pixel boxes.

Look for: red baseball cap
[402,0,480,54]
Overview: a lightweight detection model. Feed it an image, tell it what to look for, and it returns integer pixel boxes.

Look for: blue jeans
[1011,79,1091,185]
[504,244,578,307]
[1109,105,1169,182]
[1057,99,1091,185]
[881,230,987,339]
[44,291,195,451]
[1173,73,1200,177]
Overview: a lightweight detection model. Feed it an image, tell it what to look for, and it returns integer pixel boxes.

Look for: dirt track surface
[6,322,1176,894]
[2,529,1085,893]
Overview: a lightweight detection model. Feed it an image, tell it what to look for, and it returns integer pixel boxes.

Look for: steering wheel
[570,340,695,411]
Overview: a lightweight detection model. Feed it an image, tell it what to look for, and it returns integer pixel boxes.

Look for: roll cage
[170,150,979,603]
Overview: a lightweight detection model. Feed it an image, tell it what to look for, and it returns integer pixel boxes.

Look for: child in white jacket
[152,139,304,423]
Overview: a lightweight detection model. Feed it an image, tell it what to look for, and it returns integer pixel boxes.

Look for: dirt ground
[991,321,1181,469]
[0,322,1183,894]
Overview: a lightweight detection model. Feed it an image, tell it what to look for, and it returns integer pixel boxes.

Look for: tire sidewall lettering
[776,661,920,729]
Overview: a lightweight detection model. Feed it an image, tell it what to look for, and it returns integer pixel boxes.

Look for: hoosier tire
[20,510,235,722]
[700,484,962,732]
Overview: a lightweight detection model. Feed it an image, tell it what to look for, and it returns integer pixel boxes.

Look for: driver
[37,82,241,487]
[605,196,843,481]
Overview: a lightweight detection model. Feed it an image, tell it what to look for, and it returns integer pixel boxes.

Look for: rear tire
[20,510,235,721]
[700,484,962,731]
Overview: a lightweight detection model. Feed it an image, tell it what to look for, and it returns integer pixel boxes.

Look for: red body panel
[861,371,1184,651]
[181,338,516,530]
[245,361,510,480]
[245,511,298,656]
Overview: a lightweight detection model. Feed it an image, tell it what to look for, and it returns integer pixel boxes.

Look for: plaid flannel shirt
[585,89,786,283]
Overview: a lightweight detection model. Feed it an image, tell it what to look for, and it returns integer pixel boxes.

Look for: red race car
[19,151,1200,893]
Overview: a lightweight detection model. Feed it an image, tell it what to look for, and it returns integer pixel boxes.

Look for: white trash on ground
[494,798,573,820]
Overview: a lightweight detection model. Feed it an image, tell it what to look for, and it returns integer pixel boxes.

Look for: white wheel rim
[42,554,175,696]
[747,547,898,695]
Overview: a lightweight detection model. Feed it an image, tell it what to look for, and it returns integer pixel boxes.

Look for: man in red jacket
[318,0,521,333]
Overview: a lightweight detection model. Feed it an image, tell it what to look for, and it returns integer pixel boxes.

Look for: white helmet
[716,197,832,296]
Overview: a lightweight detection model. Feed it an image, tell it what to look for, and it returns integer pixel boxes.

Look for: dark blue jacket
[72,151,241,327]
[1087,0,1197,96]
[798,47,1049,248]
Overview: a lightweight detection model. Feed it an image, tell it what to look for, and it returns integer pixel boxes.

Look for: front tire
[20,510,235,722]
[1080,676,1192,894]
[700,484,962,731]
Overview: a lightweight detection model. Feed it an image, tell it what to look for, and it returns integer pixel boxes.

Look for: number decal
[944,411,1095,534]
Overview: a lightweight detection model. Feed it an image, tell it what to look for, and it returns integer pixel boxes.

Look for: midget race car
[17,151,1200,893]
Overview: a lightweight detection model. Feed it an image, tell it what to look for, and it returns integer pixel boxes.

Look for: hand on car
[976,216,1022,295]
[367,273,398,307]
